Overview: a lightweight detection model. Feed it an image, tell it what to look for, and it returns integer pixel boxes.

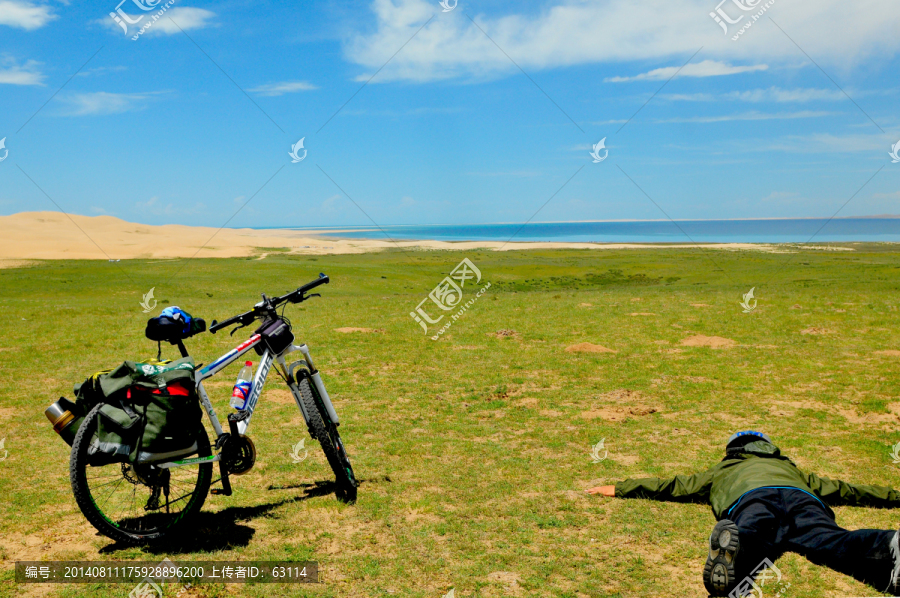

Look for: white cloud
[135,196,158,211]
[340,106,463,117]
[141,7,214,34]
[725,87,846,102]
[345,0,900,83]
[0,58,44,85]
[0,0,55,30]
[660,92,717,101]
[76,66,128,78]
[319,194,344,214]
[59,91,157,116]
[248,80,318,96]
[759,132,897,153]
[662,87,848,102]
[465,170,543,177]
[605,60,767,82]
[656,110,836,123]
[102,7,215,36]
[761,191,800,202]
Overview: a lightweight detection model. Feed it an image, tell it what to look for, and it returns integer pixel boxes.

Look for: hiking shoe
[703,519,741,596]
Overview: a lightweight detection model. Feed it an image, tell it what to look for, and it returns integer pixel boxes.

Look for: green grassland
[2,246,900,598]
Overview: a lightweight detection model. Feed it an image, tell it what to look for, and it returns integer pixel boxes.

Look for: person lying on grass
[586,431,900,597]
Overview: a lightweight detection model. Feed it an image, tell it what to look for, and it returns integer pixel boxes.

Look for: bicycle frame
[158,330,341,470]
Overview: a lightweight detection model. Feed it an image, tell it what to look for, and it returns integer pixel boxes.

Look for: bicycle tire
[295,376,358,502]
[70,404,213,544]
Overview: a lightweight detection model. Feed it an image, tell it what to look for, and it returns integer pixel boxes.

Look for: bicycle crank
[218,434,256,476]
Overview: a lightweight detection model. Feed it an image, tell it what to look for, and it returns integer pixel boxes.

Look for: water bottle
[230,361,253,410]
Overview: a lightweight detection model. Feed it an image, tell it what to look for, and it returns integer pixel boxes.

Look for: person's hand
[585,485,616,497]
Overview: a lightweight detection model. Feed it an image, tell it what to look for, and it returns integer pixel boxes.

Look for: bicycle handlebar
[209,273,329,334]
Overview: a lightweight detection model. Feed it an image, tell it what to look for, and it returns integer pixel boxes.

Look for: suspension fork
[279,344,341,426]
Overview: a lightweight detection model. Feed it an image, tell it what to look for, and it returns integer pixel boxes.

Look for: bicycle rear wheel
[296,375,358,502]
[69,404,213,544]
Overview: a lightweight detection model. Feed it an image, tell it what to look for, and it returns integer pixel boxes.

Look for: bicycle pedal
[211,488,232,496]
[228,410,250,423]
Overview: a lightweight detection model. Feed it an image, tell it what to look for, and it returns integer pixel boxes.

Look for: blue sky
[0,0,898,228]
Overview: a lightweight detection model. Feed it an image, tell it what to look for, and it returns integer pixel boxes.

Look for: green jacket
[615,440,900,519]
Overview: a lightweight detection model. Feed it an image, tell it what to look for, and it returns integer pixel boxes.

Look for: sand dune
[1,211,801,261]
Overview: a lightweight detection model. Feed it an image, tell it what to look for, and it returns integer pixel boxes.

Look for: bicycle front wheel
[69,404,213,544]
[296,376,358,502]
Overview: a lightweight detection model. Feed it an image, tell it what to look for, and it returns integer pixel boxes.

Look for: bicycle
[69,273,358,544]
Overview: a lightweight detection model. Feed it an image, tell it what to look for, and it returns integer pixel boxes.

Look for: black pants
[729,487,895,591]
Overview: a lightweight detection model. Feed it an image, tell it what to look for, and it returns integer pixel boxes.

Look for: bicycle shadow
[98,479,342,555]
[267,475,388,492]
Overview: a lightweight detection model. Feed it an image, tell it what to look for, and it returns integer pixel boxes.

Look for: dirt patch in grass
[2,515,98,564]
[629,312,656,316]
[835,407,900,426]
[652,375,711,385]
[489,329,520,338]
[874,350,900,356]
[787,382,827,393]
[679,335,736,348]
[485,571,523,596]
[566,342,617,354]
[578,303,593,307]
[770,399,830,410]
[690,303,710,307]
[800,327,832,335]
[580,405,658,421]
[598,389,642,401]
[0,259,39,269]
[334,327,384,333]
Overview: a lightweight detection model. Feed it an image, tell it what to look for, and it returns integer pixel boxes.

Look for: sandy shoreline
[0,211,853,261]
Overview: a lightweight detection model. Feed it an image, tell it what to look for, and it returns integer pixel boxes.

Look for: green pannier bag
[77,358,202,464]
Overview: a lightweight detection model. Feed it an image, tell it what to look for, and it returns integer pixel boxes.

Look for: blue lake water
[270,219,900,243]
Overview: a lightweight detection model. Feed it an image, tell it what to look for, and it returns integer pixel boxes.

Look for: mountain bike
[69,273,358,544]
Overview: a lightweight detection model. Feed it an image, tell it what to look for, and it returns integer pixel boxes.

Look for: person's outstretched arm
[807,472,900,507]
[586,469,714,504]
